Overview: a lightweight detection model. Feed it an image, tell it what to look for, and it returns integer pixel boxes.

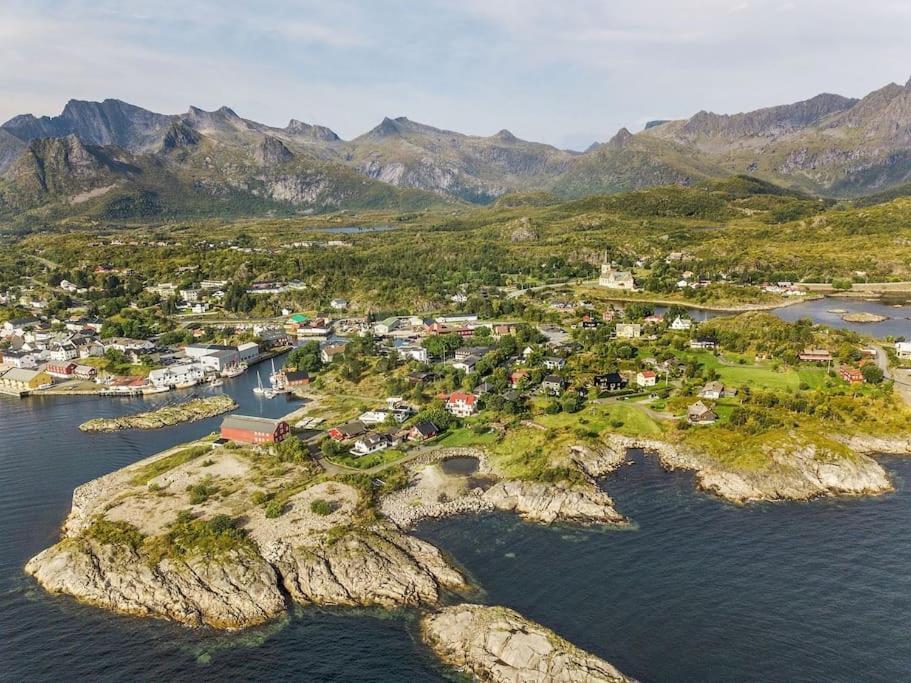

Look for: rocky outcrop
[483,480,625,525]
[380,448,624,528]
[267,528,464,608]
[836,434,911,456]
[421,604,632,682]
[26,523,466,630]
[25,540,285,629]
[79,395,237,432]
[604,434,894,504]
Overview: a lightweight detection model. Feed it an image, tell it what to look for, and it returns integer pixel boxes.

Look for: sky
[2,0,911,150]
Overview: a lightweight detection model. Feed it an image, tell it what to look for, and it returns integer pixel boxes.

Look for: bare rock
[25,540,285,629]
[422,604,633,682]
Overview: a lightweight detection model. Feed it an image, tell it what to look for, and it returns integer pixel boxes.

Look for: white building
[615,323,642,339]
[237,342,260,362]
[599,265,635,290]
[636,371,658,387]
[445,391,478,417]
[148,363,205,389]
[398,345,428,363]
[330,298,348,310]
[670,316,693,331]
[198,349,240,373]
[896,342,911,359]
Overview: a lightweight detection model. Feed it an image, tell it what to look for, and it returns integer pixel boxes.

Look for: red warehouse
[220,415,290,444]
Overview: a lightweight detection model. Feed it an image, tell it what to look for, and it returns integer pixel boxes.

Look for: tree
[861,364,884,384]
[286,341,323,373]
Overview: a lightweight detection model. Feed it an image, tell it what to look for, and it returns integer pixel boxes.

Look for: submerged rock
[422,604,632,682]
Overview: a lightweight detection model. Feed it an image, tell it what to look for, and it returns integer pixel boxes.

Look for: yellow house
[0,368,52,392]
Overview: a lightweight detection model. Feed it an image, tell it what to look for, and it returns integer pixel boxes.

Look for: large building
[220,415,290,444]
[148,363,205,389]
[0,368,52,393]
[599,265,635,290]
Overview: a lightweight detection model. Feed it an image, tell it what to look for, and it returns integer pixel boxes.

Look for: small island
[78,395,238,432]
[841,311,888,323]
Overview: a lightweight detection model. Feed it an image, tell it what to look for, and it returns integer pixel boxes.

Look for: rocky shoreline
[421,604,632,682]
[78,395,237,432]
[602,434,897,504]
[380,448,626,529]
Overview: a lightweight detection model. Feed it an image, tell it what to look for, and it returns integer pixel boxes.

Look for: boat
[252,371,268,396]
[209,377,224,388]
[269,358,282,386]
[222,362,247,379]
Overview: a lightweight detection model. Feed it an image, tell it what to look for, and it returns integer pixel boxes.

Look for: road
[875,345,911,408]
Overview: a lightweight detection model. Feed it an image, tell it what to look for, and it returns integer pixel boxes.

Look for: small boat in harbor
[209,377,224,388]
[252,371,268,396]
[222,362,247,379]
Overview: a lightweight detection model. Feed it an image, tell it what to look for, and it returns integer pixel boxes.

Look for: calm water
[3,355,911,681]
[774,297,911,339]
[313,225,395,234]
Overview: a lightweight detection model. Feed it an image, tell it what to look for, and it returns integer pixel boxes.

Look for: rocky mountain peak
[285,119,340,141]
[492,129,518,143]
[254,135,293,166]
[607,127,634,148]
[160,121,201,152]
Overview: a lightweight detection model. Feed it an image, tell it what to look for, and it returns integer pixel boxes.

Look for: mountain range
[2,75,911,222]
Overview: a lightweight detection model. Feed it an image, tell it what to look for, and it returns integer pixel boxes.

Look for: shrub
[187,479,219,505]
[265,501,285,518]
[310,499,334,516]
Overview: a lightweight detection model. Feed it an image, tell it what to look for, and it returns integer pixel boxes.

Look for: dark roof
[332,420,366,437]
[411,421,439,438]
[222,414,285,432]
[595,372,626,385]
[284,370,310,382]
[543,374,565,384]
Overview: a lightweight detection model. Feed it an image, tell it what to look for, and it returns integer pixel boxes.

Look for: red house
[46,362,76,378]
[839,366,865,384]
[220,415,290,444]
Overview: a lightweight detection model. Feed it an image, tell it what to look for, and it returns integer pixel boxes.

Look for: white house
[358,409,392,425]
[615,323,641,339]
[452,355,479,374]
[636,370,658,387]
[670,316,693,331]
[896,342,911,359]
[48,341,79,362]
[330,298,348,310]
[445,391,478,417]
[699,381,725,400]
[350,432,396,456]
[398,345,428,363]
[148,363,205,389]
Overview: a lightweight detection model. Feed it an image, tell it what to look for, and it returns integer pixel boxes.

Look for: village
[2,255,908,482]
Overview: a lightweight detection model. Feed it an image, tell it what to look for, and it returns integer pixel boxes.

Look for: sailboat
[252,371,268,396]
[269,358,281,385]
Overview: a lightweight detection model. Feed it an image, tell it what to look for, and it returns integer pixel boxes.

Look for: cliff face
[421,604,632,683]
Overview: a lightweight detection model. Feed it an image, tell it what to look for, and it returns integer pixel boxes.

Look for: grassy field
[685,351,824,391]
[436,427,501,448]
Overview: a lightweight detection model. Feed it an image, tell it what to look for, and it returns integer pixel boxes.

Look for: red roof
[640,370,657,378]
[448,391,477,405]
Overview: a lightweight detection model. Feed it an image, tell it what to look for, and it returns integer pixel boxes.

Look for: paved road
[875,345,911,408]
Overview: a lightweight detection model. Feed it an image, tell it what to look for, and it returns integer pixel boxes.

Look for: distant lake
[313,225,395,234]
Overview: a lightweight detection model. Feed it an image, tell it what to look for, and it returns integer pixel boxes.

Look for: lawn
[436,427,500,448]
[688,351,800,391]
